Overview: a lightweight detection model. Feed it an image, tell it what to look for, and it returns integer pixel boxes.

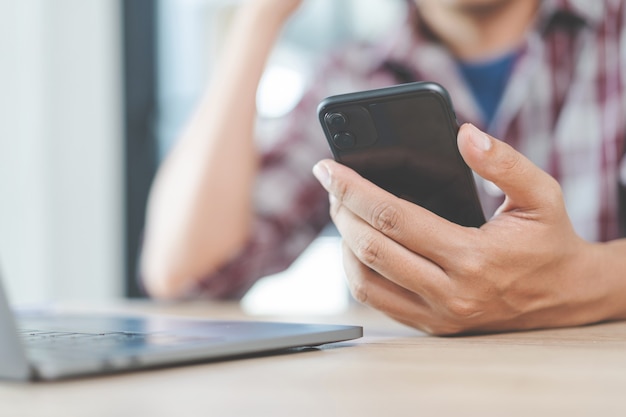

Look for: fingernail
[467,124,492,151]
[313,162,331,189]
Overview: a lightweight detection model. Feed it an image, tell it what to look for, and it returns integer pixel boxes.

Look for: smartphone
[317,81,485,227]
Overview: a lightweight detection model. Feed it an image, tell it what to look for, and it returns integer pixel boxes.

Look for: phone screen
[319,82,485,227]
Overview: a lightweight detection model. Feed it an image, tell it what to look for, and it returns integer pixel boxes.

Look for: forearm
[141,3,297,299]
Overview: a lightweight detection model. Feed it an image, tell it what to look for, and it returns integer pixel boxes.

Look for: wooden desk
[2,302,626,417]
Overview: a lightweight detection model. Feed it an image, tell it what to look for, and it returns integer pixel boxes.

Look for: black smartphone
[317,81,485,227]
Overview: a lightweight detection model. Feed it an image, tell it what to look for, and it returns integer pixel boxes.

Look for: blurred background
[0,0,404,312]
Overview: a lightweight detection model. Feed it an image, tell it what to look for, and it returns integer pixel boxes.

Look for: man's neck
[416,0,540,61]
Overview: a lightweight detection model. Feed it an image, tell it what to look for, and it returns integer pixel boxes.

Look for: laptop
[0,274,362,381]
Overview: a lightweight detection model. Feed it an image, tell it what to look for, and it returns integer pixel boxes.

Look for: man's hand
[313,123,619,335]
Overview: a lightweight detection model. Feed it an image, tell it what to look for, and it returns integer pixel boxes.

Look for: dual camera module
[322,104,377,150]
[325,112,355,149]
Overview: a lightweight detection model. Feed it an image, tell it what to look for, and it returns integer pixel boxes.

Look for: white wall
[0,0,123,304]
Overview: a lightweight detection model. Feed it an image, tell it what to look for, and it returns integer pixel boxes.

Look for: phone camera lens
[326,112,348,129]
[333,132,356,149]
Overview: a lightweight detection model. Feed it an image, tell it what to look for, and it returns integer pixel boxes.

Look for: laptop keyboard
[21,329,148,346]
[19,329,196,360]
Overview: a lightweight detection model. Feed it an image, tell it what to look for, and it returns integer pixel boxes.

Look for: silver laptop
[0,274,362,381]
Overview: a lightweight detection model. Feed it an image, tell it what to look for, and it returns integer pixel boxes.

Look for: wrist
[592,239,626,321]
[563,238,626,327]
[537,238,623,328]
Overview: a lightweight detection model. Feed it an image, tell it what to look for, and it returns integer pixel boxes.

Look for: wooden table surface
[2,301,626,417]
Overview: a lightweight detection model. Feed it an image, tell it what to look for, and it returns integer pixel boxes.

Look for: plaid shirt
[194,0,626,299]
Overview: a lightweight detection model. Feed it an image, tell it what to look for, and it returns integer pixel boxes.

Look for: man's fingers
[313,159,473,265]
[341,244,437,332]
[329,195,451,301]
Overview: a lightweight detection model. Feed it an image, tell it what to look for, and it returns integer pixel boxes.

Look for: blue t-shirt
[457,52,518,126]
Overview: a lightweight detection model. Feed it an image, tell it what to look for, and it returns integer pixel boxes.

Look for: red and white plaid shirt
[194,0,626,299]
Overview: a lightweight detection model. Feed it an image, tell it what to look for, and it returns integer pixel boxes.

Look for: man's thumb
[457,123,560,212]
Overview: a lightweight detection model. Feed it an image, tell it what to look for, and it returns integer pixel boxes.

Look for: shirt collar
[537,0,605,31]
[372,0,605,122]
